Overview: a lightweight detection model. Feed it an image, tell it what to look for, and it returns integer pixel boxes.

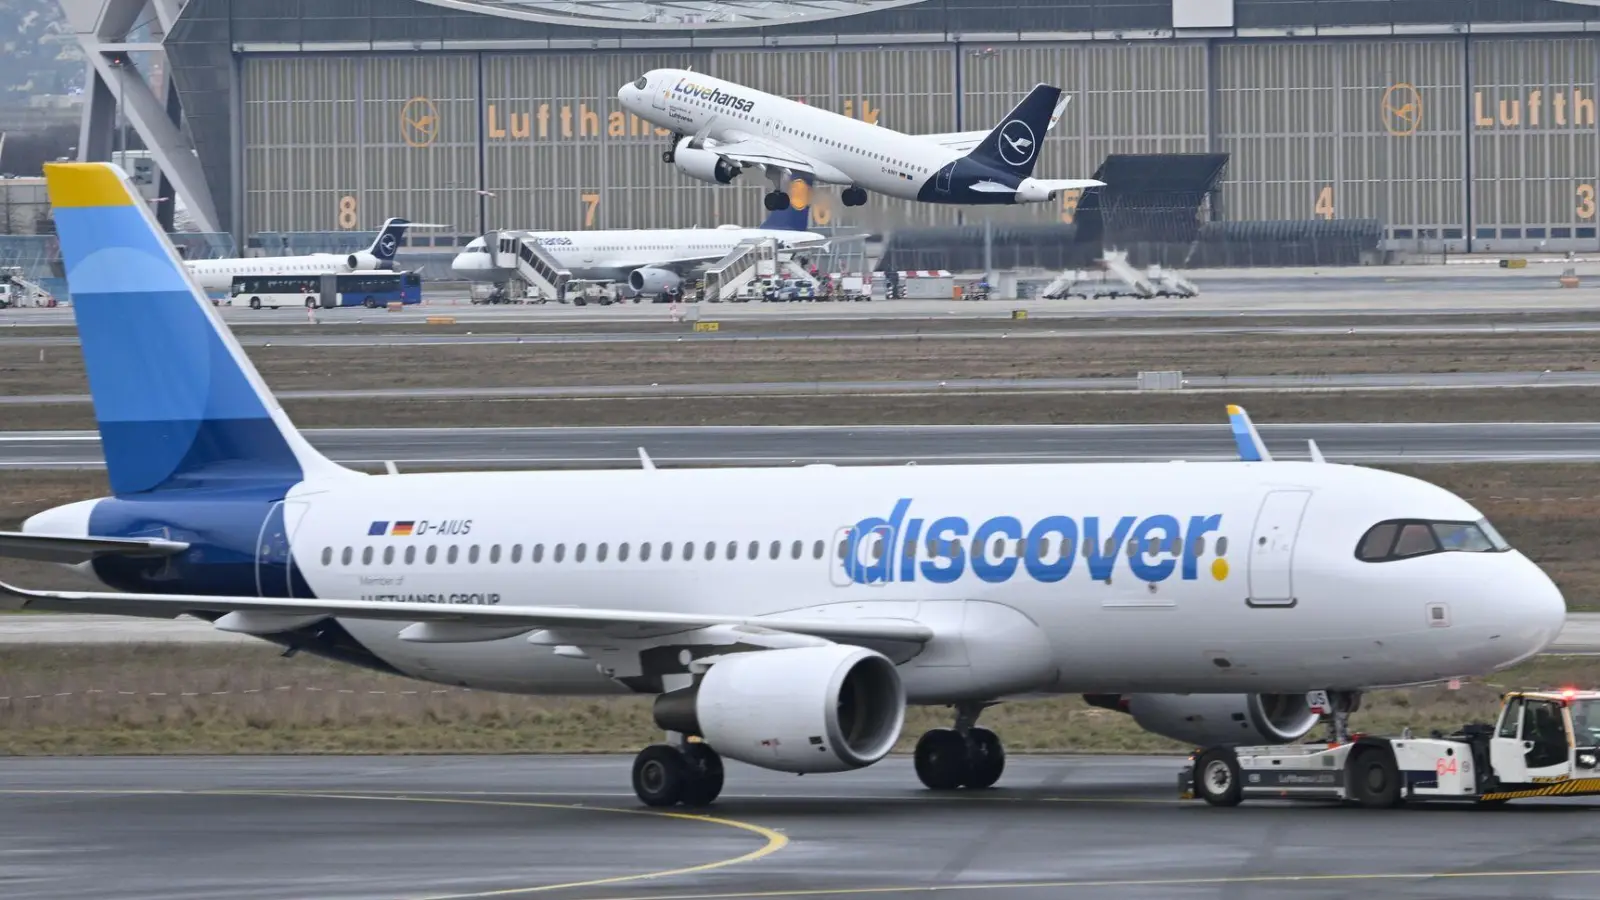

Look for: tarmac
[3,370,1599,405]
[2,755,1597,900]
[6,422,1600,469]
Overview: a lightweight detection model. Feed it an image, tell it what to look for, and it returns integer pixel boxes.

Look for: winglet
[1307,439,1326,464]
[1227,404,1273,463]
[638,447,656,470]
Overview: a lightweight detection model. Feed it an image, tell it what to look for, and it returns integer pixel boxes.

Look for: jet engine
[673,139,741,185]
[345,252,393,271]
[1014,178,1060,204]
[653,645,906,774]
[628,267,682,294]
[1085,693,1321,746]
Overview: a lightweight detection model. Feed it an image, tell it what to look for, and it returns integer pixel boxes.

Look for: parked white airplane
[451,189,824,295]
[2,163,1567,810]
[617,69,1103,211]
[186,218,411,292]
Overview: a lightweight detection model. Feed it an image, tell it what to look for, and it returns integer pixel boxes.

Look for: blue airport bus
[231,272,423,309]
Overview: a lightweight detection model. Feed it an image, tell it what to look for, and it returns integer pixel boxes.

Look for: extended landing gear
[632,740,725,808]
[913,702,1006,790]
[1322,690,1363,744]
[763,190,792,212]
[841,186,868,207]
[661,133,682,165]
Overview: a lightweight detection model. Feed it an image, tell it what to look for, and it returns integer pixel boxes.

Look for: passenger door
[256,500,311,598]
[936,162,954,194]
[1246,490,1311,607]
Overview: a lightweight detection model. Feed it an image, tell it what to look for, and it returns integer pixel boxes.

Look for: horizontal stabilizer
[0,530,189,564]
[0,578,936,644]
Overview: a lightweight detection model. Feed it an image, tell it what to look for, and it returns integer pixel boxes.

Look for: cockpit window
[1355,518,1511,562]
[633,76,649,90]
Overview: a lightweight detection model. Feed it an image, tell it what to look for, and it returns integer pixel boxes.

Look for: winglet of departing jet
[639,447,656,471]
[1307,439,1326,464]
[1226,404,1273,463]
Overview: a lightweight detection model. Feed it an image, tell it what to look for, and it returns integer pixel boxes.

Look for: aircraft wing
[702,134,828,179]
[0,578,935,644]
[0,530,190,564]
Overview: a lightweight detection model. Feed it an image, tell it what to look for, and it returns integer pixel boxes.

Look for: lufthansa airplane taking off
[186,217,411,292]
[617,69,1104,210]
[451,185,824,295]
[2,164,1566,809]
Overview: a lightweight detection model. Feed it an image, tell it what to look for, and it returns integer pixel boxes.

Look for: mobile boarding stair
[704,238,777,302]
[0,267,56,308]
[1041,249,1199,299]
[488,231,573,303]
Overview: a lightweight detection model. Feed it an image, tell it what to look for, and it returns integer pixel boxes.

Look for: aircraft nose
[1518,555,1569,650]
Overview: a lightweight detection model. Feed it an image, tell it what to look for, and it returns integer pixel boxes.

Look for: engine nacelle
[628,266,682,294]
[346,251,391,271]
[1014,178,1058,204]
[653,645,905,774]
[1087,693,1321,746]
[674,139,741,185]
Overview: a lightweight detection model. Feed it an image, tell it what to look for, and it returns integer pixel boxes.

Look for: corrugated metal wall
[240,36,1600,248]
[1216,40,1464,230]
[1470,38,1600,242]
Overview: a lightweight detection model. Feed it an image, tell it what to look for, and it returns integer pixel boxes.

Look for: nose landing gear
[913,702,1006,790]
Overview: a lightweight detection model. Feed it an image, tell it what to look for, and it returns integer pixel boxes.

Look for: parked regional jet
[451,186,824,295]
[618,69,1103,210]
[1,163,1567,810]
[186,218,411,292]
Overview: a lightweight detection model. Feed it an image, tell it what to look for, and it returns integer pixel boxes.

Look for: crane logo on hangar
[1381,83,1422,137]
[400,97,440,148]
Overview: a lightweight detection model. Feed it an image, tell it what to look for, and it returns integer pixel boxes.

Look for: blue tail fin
[964,83,1063,179]
[44,162,351,495]
[760,174,815,230]
[367,217,411,263]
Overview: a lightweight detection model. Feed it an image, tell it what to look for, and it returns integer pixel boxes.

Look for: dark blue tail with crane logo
[964,84,1062,179]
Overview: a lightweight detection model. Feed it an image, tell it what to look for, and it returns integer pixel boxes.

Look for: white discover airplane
[451,190,825,296]
[4,163,1569,810]
[186,218,412,292]
[617,68,1104,211]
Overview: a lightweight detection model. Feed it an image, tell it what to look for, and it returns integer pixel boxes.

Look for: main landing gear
[914,702,1006,790]
[841,186,868,207]
[763,190,792,212]
[632,737,725,807]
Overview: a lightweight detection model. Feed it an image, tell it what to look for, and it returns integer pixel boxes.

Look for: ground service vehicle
[232,272,422,309]
[1182,690,1600,808]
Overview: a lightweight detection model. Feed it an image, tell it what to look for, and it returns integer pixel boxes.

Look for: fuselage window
[322,547,333,566]
[383,546,395,565]
[468,545,480,564]
[748,540,760,561]
[726,541,739,561]
[1216,536,1229,556]
[447,545,460,565]
[489,545,501,564]
[990,537,1006,559]
[597,542,608,563]
[576,543,588,563]
[813,539,825,560]
[662,541,673,561]
[511,544,523,563]
[641,542,652,561]
[405,546,416,565]
[425,545,438,564]
[553,543,566,563]
[704,541,717,561]
[837,538,849,560]
[532,543,545,563]
[618,542,629,562]
[361,547,374,566]
[341,547,353,566]
[791,540,803,560]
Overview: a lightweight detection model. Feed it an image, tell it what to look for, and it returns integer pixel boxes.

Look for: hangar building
[67,0,1600,255]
